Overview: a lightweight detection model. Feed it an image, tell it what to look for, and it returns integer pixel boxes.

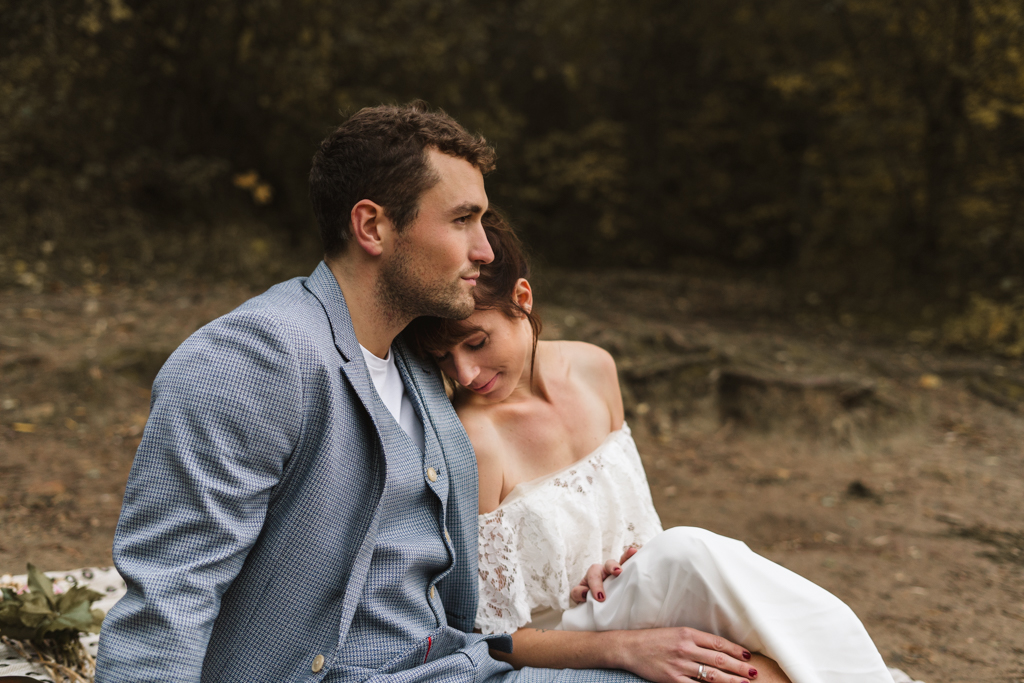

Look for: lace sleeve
[476,509,534,634]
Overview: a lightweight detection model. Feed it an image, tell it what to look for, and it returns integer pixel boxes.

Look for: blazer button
[429,585,436,599]
[312,654,325,673]
[444,529,452,544]
[426,467,437,482]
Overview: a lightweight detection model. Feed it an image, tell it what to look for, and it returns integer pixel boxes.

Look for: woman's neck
[507,340,555,404]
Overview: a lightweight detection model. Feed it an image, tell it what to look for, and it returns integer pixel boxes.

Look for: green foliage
[0,564,105,648]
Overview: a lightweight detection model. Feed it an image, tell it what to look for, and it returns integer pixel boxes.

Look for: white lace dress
[476,425,662,634]
[476,424,906,683]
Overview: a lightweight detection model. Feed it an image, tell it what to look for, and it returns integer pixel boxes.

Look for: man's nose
[470,220,494,265]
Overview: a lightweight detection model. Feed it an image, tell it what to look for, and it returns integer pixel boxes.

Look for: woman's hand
[613,627,758,683]
[570,546,639,604]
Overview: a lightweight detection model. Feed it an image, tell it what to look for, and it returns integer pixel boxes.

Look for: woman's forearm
[491,627,630,670]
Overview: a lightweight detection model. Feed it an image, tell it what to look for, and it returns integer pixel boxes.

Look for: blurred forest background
[4,7,1024,677]
[2,0,1024,354]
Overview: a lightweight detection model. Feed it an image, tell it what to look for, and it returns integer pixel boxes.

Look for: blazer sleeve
[95,311,303,683]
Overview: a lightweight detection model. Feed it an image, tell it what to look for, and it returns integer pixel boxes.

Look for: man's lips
[461,272,480,285]
[469,374,498,394]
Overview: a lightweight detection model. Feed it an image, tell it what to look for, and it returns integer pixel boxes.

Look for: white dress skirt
[475,424,903,683]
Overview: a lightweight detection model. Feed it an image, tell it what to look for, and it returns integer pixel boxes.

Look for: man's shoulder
[169,275,337,369]
[150,275,346,411]
[234,275,320,321]
[207,275,329,338]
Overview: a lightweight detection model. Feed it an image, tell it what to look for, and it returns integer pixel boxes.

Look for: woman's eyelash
[468,339,486,350]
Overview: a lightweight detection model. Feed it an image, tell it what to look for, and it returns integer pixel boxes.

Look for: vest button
[426,467,437,482]
[444,529,452,544]
[312,654,325,673]
[429,585,436,599]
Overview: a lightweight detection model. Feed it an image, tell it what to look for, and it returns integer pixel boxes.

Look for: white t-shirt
[359,344,425,453]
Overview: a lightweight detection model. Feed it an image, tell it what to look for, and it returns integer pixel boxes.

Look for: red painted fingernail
[613,568,622,574]
[749,668,758,678]
[597,592,605,600]
[742,651,751,660]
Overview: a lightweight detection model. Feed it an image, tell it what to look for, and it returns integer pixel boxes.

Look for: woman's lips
[471,374,499,394]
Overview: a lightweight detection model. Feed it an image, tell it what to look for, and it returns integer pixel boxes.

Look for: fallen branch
[2,635,95,683]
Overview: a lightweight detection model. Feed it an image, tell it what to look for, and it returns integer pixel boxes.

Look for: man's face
[377,148,493,321]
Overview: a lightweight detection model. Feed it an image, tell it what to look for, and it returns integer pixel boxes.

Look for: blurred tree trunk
[911,0,974,277]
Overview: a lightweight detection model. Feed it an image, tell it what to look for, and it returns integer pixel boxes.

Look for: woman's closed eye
[467,337,487,351]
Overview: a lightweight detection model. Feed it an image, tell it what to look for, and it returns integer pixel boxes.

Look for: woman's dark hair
[407,207,542,380]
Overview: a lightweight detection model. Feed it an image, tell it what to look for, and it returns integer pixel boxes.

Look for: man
[95,102,498,682]
[95,102,644,683]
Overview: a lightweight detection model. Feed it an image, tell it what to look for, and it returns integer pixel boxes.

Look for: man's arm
[95,312,303,683]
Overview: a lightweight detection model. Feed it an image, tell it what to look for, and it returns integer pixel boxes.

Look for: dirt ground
[2,268,1023,682]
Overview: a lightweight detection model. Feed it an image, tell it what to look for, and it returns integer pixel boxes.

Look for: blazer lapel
[396,336,482,631]
[303,261,389,438]
[303,261,359,363]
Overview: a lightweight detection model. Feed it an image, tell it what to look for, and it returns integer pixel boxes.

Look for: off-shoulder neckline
[479,423,632,517]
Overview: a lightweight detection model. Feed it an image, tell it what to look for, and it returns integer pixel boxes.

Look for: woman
[408,210,897,683]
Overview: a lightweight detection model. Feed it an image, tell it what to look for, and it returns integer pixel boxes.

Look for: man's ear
[350,200,388,256]
[514,278,533,313]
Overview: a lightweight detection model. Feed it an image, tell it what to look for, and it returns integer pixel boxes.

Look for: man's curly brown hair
[309,100,496,258]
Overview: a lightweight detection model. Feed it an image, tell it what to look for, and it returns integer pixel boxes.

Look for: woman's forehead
[445,323,485,348]
[440,309,507,349]
[460,307,513,333]
[424,320,477,357]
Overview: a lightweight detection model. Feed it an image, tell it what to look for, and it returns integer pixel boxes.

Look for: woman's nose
[453,356,479,387]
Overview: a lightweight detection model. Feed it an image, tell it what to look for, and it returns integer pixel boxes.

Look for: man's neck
[326,257,408,358]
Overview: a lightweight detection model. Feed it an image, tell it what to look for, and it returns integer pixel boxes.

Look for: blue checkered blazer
[94,262,513,683]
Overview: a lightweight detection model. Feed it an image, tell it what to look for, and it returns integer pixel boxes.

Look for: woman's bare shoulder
[553,340,618,386]
[551,341,624,426]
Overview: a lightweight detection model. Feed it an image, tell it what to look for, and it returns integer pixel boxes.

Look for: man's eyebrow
[450,202,484,217]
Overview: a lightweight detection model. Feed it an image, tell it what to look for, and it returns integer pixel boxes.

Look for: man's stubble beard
[376,243,475,324]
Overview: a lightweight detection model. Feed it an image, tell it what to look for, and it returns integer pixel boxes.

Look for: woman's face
[435,284,534,403]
